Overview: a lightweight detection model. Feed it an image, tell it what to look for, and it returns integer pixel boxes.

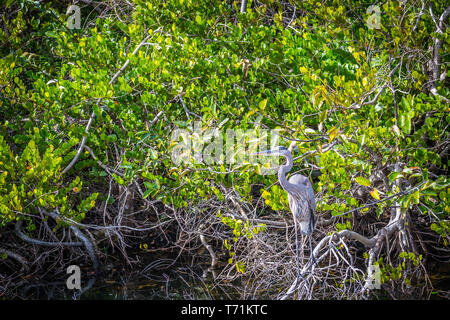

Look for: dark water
[18,275,217,300]
[17,261,234,300]
[8,256,450,300]
[80,276,212,300]
[19,269,450,300]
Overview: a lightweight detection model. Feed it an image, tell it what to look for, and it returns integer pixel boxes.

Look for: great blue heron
[253,146,316,278]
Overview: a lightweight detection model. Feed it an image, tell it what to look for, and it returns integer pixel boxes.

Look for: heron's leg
[293,219,304,280]
[308,235,317,267]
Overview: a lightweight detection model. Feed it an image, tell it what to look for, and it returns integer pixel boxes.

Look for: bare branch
[62,30,162,175]
[0,247,30,273]
[15,219,83,247]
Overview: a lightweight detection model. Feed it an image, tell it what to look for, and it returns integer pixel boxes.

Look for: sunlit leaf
[355,176,371,187]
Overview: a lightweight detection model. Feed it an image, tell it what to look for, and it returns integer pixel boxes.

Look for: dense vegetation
[0,0,449,299]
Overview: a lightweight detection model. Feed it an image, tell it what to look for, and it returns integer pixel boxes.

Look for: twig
[331,180,427,218]
[240,0,248,13]
[61,110,95,175]
[428,5,450,103]
[62,30,161,175]
[42,209,99,274]
[179,94,201,119]
[84,145,124,177]
[199,224,218,269]
[0,247,30,273]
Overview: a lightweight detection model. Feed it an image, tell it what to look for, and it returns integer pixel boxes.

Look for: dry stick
[179,94,190,120]
[229,195,249,220]
[388,54,399,128]
[363,163,403,293]
[35,210,171,233]
[108,32,155,85]
[280,234,330,300]
[179,94,201,119]
[61,112,95,175]
[341,63,398,111]
[149,110,164,126]
[293,218,302,282]
[0,247,30,273]
[199,234,218,268]
[62,31,158,175]
[84,145,124,177]
[429,5,450,103]
[199,223,218,270]
[412,0,427,32]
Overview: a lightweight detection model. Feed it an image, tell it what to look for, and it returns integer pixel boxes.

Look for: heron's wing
[305,184,316,231]
[288,175,316,214]
[287,192,302,219]
[288,174,305,186]
[285,175,316,234]
[287,190,315,235]
[306,183,316,215]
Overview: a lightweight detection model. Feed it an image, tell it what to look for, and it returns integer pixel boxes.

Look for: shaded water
[19,273,222,300]
[18,267,450,300]
[80,275,214,300]
[16,258,238,300]
[8,254,450,300]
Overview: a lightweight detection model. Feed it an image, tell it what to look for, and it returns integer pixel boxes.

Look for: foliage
[218,210,266,273]
[374,252,423,285]
[0,128,98,228]
[0,0,449,298]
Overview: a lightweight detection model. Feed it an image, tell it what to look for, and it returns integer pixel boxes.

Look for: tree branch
[62,30,161,175]
[42,209,99,274]
[15,219,83,247]
[0,247,30,273]
[428,5,450,103]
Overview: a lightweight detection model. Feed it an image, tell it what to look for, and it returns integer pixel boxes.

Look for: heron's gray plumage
[287,174,316,235]
[255,146,316,235]
[253,146,317,279]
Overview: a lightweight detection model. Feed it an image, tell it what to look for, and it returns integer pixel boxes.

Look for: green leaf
[149,149,158,160]
[399,113,411,134]
[355,176,371,187]
[319,110,327,123]
[328,126,339,142]
[258,99,267,110]
[112,173,127,186]
[392,125,401,137]
[412,190,420,205]
[388,172,404,182]
[370,188,380,200]
[143,189,152,199]
[45,31,57,38]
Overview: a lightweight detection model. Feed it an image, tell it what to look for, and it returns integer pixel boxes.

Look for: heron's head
[252,146,289,157]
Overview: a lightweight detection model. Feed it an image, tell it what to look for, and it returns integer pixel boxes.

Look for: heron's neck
[278,154,295,192]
